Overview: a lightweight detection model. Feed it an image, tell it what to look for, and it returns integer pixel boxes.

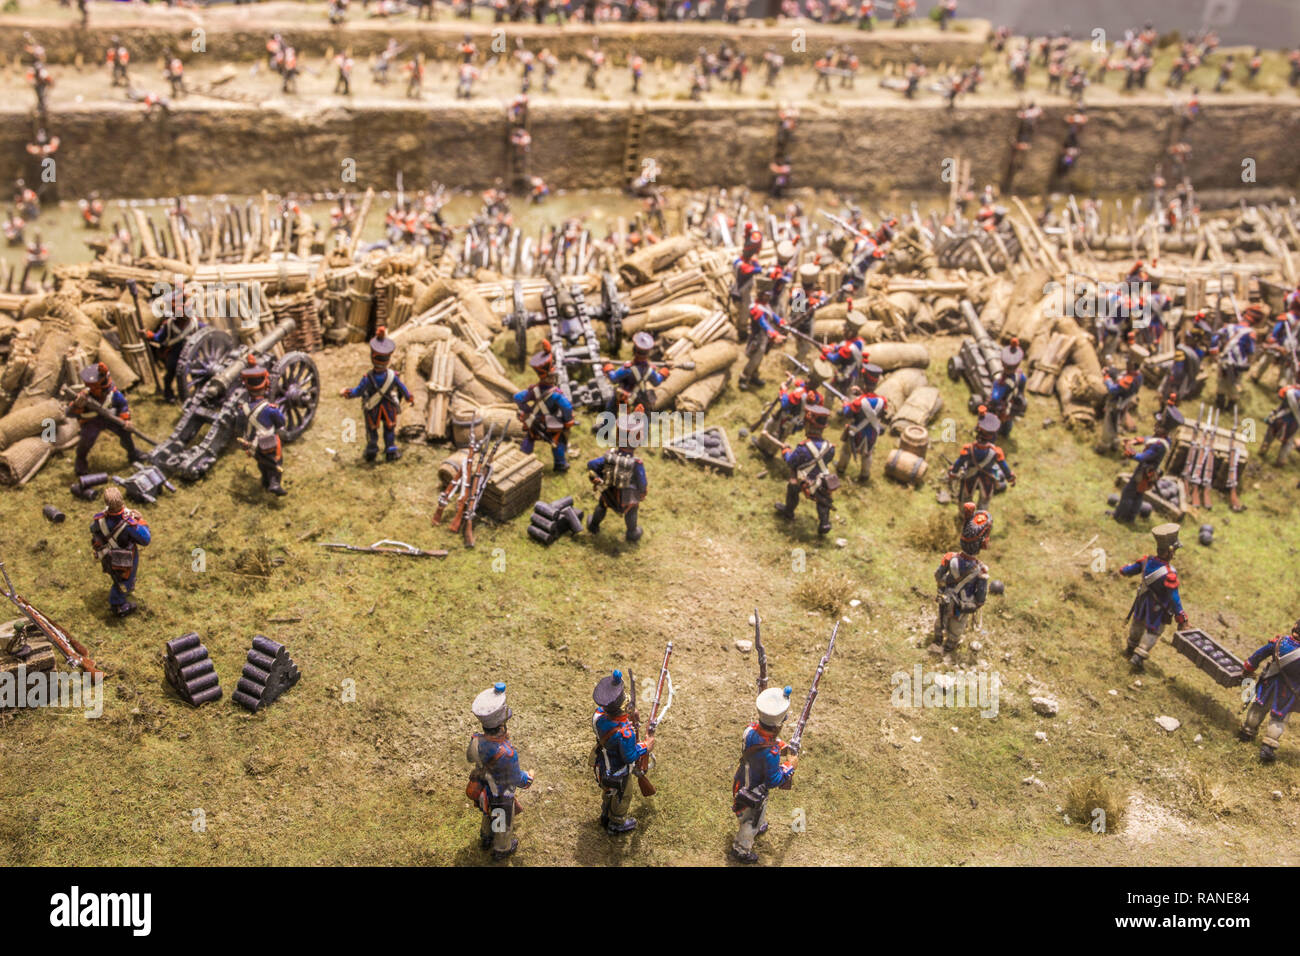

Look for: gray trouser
[1126,618,1163,661]
[934,606,970,649]
[733,798,768,855]
[836,431,872,478]
[601,776,634,825]
[742,333,770,382]
[1241,700,1289,749]
[480,798,515,853]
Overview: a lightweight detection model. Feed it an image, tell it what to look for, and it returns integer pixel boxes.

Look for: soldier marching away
[835,362,886,482]
[239,357,287,496]
[107,36,130,87]
[90,487,150,619]
[1118,523,1188,671]
[731,686,797,863]
[775,404,837,535]
[513,343,575,472]
[1112,403,1183,523]
[1239,620,1300,763]
[591,670,654,834]
[467,682,534,861]
[931,503,991,654]
[587,410,648,542]
[67,362,147,476]
[338,326,413,463]
[946,410,1015,511]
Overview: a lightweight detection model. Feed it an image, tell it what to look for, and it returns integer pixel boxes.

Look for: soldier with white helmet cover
[466,681,534,861]
[731,685,798,863]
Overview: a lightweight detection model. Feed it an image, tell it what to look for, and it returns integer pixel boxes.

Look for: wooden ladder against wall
[623,104,646,186]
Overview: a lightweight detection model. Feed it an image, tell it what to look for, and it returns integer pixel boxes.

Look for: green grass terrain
[1,329,1298,867]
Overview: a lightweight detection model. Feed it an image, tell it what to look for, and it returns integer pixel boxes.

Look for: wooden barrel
[898,424,930,458]
[885,448,928,487]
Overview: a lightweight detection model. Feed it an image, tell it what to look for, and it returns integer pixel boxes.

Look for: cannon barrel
[204,318,297,397]
[960,299,1003,379]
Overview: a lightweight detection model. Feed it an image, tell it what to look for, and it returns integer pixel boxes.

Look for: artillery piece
[947,300,1004,414]
[148,318,320,481]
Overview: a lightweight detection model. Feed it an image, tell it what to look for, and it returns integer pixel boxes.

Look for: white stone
[835,538,848,548]
[1154,715,1181,732]
[1031,696,1059,717]
[1034,731,1048,742]
[1193,734,1203,743]
[849,599,862,608]
[735,639,753,654]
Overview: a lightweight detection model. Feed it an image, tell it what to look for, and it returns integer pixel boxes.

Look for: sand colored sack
[675,370,729,413]
[876,367,928,411]
[619,235,697,286]
[651,340,739,409]
[866,342,930,371]
[0,435,52,485]
[0,397,65,450]
[891,385,943,434]
[97,341,139,392]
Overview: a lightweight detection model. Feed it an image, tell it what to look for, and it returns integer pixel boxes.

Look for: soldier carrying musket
[1239,619,1300,763]
[1112,402,1183,523]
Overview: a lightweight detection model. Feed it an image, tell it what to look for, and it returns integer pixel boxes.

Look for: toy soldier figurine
[338,326,413,463]
[931,503,991,653]
[739,290,787,390]
[587,410,647,542]
[144,290,200,403]
[591,669,654,834]
[947,410,1015,511]
[106,36,130,87]
[466,682,534,861]
[1097,348,1147,453]
[603,332,667,414]
[1261,383,1300,465]
[1118,523,1188,670]
[90,486,150,618]
[775,405,837,535]
[239,357,287,496]
[1113,403,1183,523]
[67,362,147,477]
[988,339,1027,436]
[820,334,869,393]
[1239,619,1300,762]
[771,360,828,441]
[836,362,886,482]
[1210,310,1256,410]
[514,343,574,472]
[790,263,829,363]
[1253,303,1300,387]
[731,685,797,863]
[1157,318,1209,403]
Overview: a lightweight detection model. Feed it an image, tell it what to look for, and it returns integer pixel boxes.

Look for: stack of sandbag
[0,397,68,486]
[650,338,741,411]
[876,367,928,419]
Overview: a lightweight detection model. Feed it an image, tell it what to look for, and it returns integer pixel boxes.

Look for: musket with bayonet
[634,640,673,795]
[1226,403,1244,512]
[320,539,449,558]
[460,426,504,548]
[1181,401,1205,505]
[787,621,837,757]
[1,562,105,677]
[783,353,850,403]
[754,608,768,692]
[1196,406,1221,508]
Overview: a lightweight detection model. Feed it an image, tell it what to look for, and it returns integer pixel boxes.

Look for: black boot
[1260,744,1277,763]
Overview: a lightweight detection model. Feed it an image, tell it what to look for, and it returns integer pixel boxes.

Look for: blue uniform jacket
[1121,555,1185,631]
[1246,634,1300,718]
[514,382,574,435]
[345,369,412,428]
[733,723,795,799]
[467,732,533,799]
[593,707,647,778]
[90,509,151,579]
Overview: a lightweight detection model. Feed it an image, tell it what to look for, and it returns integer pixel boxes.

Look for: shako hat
[593,669,628,710]
[756,686,793,727]
[1152,522,1182,552]
[472,681,511,729]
